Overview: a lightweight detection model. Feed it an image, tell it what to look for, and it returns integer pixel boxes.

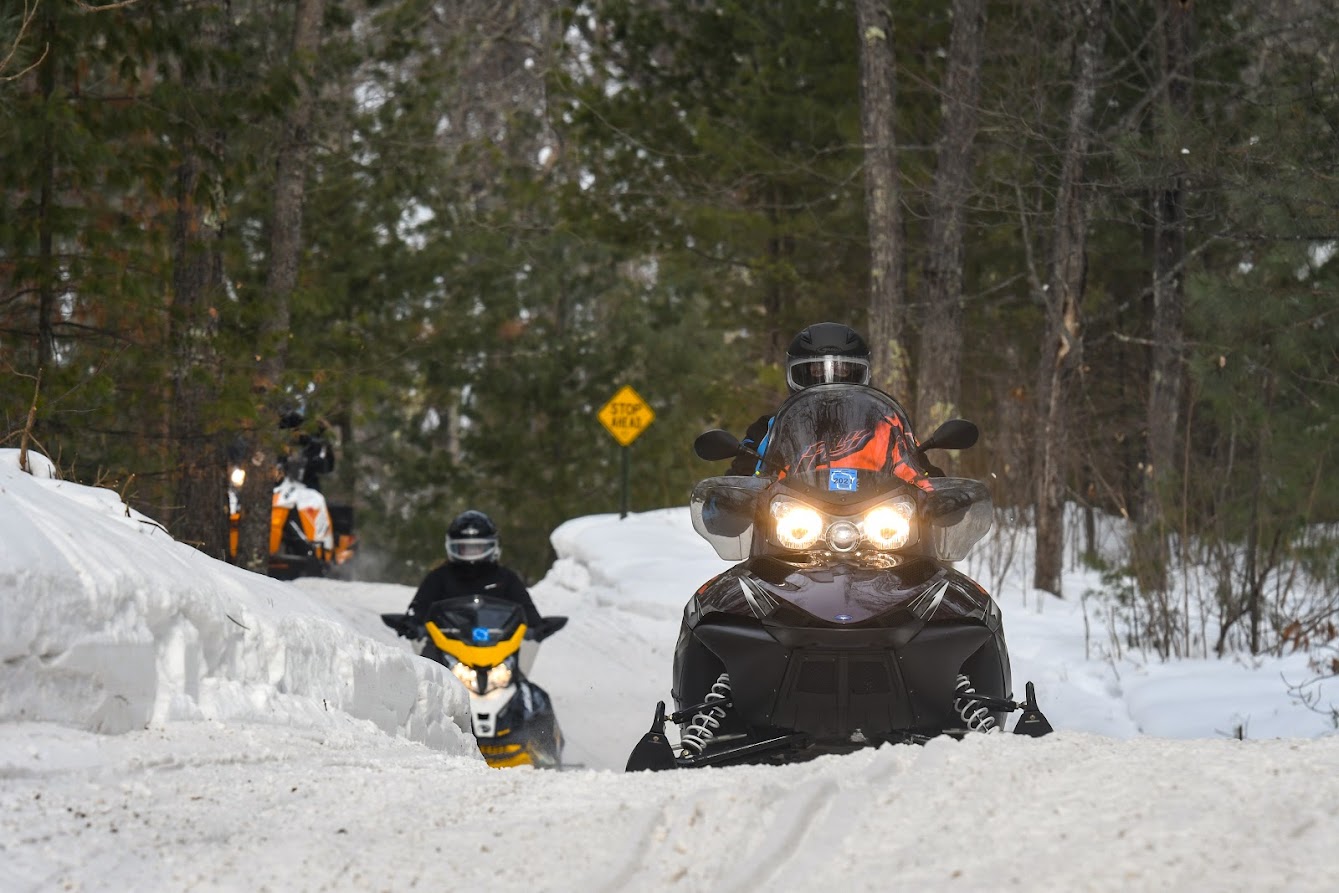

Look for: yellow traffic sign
[598,385,655,446]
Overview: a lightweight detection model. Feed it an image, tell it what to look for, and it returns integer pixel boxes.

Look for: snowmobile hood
[427,620,526,665]
[715,558,994,628]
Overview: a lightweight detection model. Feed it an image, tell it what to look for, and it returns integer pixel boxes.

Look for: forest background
[2,0,1337,670]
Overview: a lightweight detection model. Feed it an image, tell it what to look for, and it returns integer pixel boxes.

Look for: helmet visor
[786,356,872,390]
[446,537,499,563]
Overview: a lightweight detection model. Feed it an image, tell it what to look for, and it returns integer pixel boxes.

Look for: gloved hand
[385,612,426,640]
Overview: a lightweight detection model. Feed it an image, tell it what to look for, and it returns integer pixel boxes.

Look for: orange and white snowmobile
[227,465,357,580]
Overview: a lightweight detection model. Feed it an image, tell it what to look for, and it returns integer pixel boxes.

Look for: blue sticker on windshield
[471,627,491,644]
[829,468,858,492]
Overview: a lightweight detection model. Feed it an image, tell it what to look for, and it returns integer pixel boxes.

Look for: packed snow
[2,449,1337,891]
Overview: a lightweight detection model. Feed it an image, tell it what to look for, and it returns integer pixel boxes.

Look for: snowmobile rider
[404,509,544,633]
[727,321,945,489]
[279,410,336,492]
[271,452,335,553]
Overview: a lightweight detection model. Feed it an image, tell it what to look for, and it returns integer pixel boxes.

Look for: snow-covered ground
[2,450,1337,891]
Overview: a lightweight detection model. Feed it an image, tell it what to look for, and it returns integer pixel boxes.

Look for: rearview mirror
[919,418,979,452]
[694,429,744,461]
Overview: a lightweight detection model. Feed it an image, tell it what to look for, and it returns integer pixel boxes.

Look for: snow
[0,450,474,749]
[2,448,1338,891]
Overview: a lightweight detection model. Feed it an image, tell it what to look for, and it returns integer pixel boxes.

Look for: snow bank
[546,508,732,619]
[0,451,476,758]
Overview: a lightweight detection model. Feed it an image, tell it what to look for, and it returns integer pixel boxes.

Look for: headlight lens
[770,499,825,550]
[451,660,480,693]
[863,499,915,550]
[828,520,861,552]
[487,662,512,692]
[450,659,513,694]
[769,495,917,553]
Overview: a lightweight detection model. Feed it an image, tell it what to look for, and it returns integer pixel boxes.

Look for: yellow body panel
[477,741,534,768]
[426,620,527,666]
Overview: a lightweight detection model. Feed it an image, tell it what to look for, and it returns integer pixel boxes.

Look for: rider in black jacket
[729,322,937,477]
[405,509,543,629]
[728,322,882,475]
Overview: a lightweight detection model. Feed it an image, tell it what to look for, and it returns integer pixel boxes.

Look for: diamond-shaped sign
[597,385,655,447]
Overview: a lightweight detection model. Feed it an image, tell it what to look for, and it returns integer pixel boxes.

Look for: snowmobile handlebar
[381,612,425,640]
[526,615,568,642]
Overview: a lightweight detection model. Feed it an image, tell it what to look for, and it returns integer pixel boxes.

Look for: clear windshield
[762,384,932,505]
[692,384,993,562]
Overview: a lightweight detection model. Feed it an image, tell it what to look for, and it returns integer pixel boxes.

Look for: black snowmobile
[384,596,568,768]
[626,383,1052,772]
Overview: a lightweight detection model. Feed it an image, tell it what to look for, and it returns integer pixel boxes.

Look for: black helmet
[785,322,872,392]
[446,509,500,564]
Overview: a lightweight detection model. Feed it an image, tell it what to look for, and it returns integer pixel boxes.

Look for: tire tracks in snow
[717,751,904,891]
[586,749,904,891]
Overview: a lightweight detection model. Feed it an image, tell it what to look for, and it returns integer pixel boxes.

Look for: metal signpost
[597,385,655,518]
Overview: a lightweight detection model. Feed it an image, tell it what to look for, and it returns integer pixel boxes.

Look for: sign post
[597,385,655,518]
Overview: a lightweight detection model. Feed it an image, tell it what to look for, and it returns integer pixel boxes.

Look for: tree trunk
[1138,0,1195,591]
[167,147,229,558]
[166,4,230,559]
[915,0,985,445]
[1033,0,1109,597]
[855,0,909,400]
[36,4,56,374]
[235,0,327,572]
[1244,371,1276,654]
[765,219,786,370]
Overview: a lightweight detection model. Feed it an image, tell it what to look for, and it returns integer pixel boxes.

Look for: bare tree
[0,0,47,82]
[1033,0,1109,596]
[915,0,986,445]
[1137,0,1195,590]
[855,0,909,399]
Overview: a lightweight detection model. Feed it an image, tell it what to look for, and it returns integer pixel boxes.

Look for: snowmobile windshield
[763,384,928,503]
[423,595,526,643]
[758,384,992,560]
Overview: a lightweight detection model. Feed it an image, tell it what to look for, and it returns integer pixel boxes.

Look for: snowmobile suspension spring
[679,673,731,756]
[954,674,998,734]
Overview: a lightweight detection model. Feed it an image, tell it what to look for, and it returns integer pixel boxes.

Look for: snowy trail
[4,722,1338,892]
[6,459,1339,891]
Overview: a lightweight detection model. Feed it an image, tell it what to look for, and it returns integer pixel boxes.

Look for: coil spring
[954,674,998,734]
[679,672,732,756]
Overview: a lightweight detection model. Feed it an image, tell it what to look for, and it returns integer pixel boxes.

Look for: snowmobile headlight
[451,661,483,694]
[486,661,512,693]
[770,498,824,550]
[863,498,915,550]
[827,520,860,552]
